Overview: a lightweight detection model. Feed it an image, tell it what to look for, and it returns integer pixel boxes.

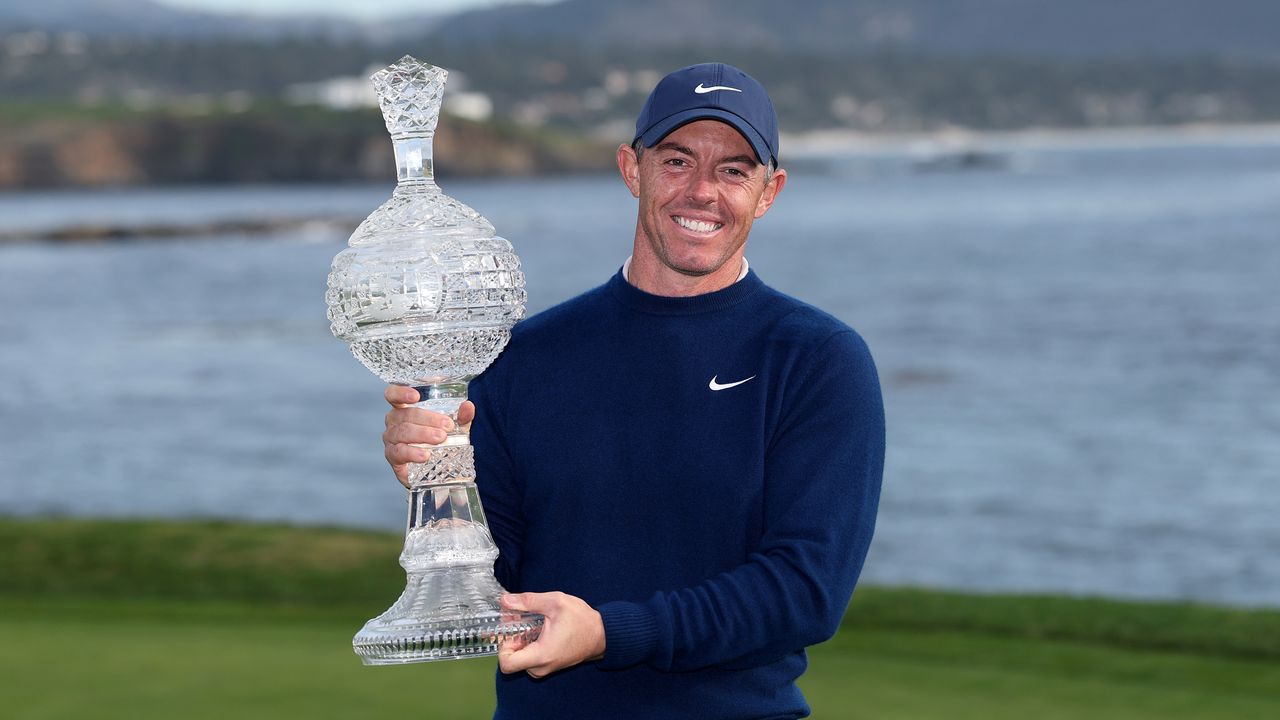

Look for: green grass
[0,517,405,604]
[2,518,1278,719]
[0,596,491,720]
[806,628,1279,719]
[841,586,1280,661]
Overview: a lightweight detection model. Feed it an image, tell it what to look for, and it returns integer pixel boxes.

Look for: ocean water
[2,130,1278,607]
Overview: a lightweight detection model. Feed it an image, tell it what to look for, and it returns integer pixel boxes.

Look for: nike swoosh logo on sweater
[709,375,756,391]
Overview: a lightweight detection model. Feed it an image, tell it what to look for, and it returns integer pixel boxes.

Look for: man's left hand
[497,591,606,678]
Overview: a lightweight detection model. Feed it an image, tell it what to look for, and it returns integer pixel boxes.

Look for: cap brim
[638,108,773,166]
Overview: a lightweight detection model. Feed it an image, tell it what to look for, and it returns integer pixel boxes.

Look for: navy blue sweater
[469,269,884,719]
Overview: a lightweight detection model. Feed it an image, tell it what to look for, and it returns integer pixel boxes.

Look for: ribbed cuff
[596,601,659,670]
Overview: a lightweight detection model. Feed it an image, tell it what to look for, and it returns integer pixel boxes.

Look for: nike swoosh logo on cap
[694,83,742,94]
[709,375,756,391]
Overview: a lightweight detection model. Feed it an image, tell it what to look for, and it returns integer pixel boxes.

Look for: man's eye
[724,167,746,177]
[665,158,687,166]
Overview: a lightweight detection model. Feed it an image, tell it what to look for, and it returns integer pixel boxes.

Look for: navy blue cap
[633,63,779,166]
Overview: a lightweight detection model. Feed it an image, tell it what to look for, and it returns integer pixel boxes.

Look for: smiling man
[622,117,780,294]
[382,63,885,719]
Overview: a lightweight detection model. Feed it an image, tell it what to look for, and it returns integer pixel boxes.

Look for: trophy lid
[351,54,496,246]
[346,187,496,247]
[372,55,448,139]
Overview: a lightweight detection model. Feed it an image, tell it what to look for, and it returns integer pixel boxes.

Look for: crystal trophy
[325,56,542,664]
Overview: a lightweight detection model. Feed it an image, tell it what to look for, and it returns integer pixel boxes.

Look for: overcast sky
[158,0,560,20]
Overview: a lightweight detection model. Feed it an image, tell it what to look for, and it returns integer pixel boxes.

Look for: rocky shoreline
[0,215,362,244]
[0,110,616,191]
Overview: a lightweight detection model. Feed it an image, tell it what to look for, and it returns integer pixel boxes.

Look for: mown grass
[2,517,1278,719]
[0,517,405,604]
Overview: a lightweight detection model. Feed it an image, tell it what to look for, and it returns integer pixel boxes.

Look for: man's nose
[686,171,717,204]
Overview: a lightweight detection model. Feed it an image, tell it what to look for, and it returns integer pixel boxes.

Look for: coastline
[4,120,1279,244]
[782,120,1280,157]
[0,214,361,244]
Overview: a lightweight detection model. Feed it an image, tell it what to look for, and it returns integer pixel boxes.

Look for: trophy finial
[371,55,449,138]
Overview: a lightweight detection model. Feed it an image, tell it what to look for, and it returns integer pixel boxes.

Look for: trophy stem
[413,381,470,442]
[393,134,435,186]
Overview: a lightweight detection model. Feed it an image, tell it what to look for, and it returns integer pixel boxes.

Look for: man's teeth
[674,216,722,233]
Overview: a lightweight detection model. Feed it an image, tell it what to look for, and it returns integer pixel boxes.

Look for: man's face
[619,120,786,281]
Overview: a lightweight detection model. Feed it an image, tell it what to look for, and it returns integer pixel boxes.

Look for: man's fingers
[501,591,563,615]
[384,407,457,431]
[383,387,473,488]
[384,385,420,407]
[458,401,476,425]
[500,592,540,613]
[385,442,430,467]
[495,591,603,678]
[497,593,546,675]
[498,642,545,675]
[384,423,449,446]
[390,463,410,488]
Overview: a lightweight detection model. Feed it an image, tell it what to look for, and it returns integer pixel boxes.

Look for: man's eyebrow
[652,143,759,167]
[653,141,694,156]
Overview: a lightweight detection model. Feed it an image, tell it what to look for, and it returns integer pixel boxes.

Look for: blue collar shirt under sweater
[468,269,885,720]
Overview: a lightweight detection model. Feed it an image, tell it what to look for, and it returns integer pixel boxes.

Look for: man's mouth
[672,216,724,234]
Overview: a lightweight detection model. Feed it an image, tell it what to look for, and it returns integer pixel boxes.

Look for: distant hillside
[0,106,615,190]
[6,0,1280,190]
[434,0,1280,62]
[4,1,1280,62]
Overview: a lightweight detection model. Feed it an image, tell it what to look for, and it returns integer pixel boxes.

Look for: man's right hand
[382,385,476,487]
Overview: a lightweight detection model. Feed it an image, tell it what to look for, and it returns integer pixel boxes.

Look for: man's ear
[753,167,787,219]
[617,143,641,198]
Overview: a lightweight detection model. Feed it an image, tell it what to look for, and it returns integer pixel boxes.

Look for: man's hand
[498,592,606,678]
[382,385,476,487]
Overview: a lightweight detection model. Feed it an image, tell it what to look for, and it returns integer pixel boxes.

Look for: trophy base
[353,611,544,665]
[352,565,543,665]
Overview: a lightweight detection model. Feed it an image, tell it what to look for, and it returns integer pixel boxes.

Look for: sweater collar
[607,265,764,316]
[622,255,750,284]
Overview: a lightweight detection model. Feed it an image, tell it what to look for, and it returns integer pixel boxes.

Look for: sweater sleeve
[469,372,526,591]
[595,330,885,671]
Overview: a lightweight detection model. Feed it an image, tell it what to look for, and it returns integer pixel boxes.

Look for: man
[382,63,884,719]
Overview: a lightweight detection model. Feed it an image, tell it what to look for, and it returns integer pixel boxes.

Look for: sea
[1,127,1278,608]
